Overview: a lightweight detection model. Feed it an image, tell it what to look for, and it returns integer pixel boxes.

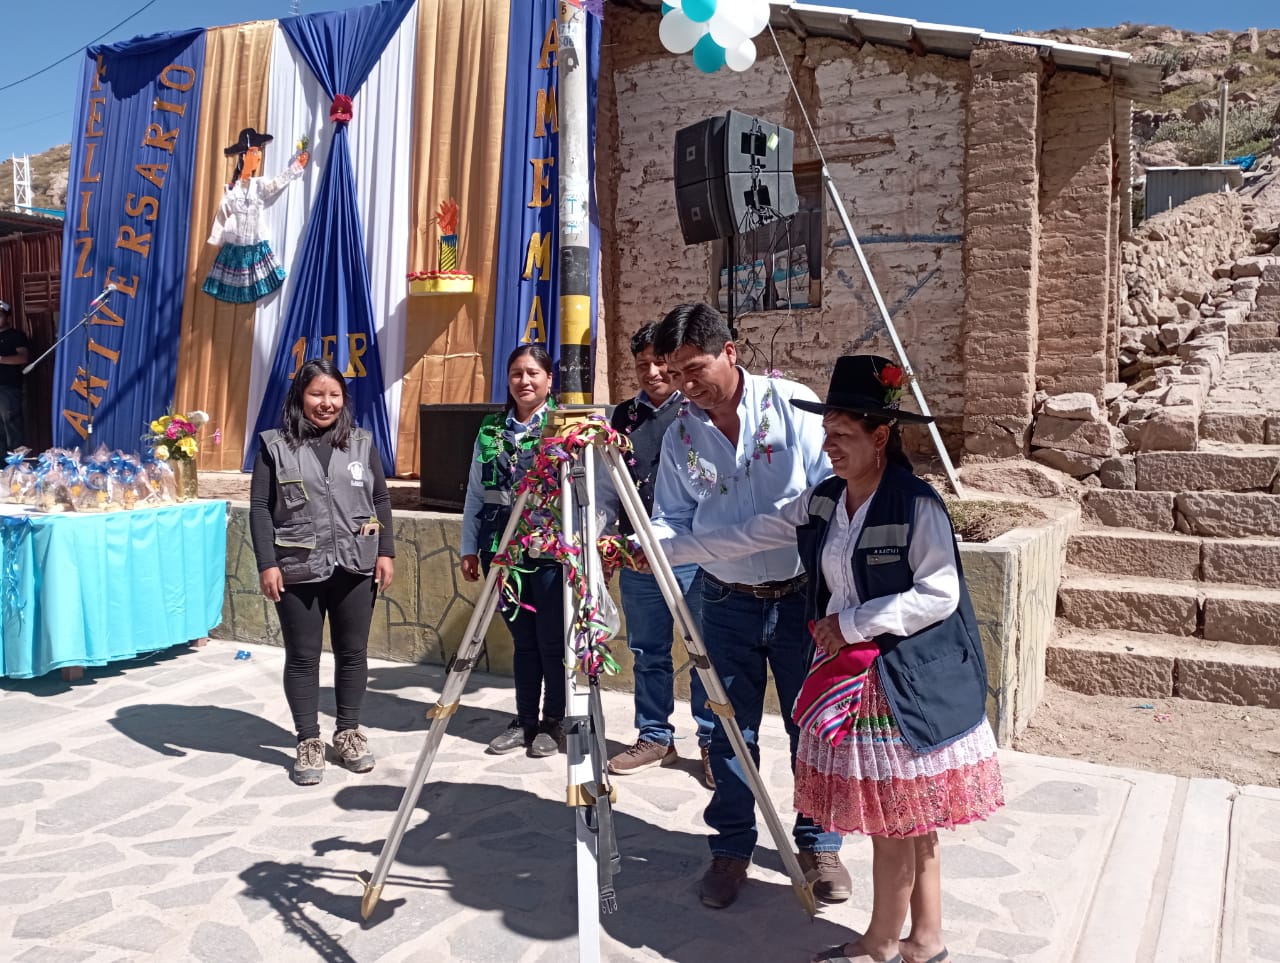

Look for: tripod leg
[600,446,818,918]
[360,488,531,920]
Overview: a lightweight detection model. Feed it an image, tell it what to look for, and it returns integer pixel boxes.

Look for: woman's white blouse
[661,486,961,643]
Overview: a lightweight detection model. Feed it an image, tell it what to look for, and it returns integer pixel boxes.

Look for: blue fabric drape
[52,29,205,452]
[245,0,413,472]
[491,3,601,402]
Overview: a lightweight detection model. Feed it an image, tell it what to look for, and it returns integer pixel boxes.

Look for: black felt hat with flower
[791,354,933,424]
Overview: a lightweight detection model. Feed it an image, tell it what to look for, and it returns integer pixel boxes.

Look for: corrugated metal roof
[620,1,1163,102]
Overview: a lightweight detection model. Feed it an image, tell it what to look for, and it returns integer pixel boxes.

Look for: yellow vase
[171,458,199,502]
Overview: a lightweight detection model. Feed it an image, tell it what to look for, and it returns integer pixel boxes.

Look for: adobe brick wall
[600,9,970,445]
[960,43,1043,459]
[1037,72,1116,400]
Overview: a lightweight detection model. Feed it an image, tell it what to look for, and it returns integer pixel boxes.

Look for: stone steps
[1200,410,1280,445]
[1057,573,1280,646]
[1230,338,1280,353]
[1047,626,1280,708]
[1065,528,1280,588]
[1133,447,1280,492]
[1083,488,1280,537]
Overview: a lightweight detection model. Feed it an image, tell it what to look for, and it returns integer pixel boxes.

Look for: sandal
[811,945,902,963]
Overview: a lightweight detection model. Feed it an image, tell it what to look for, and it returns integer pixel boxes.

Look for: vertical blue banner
[491,2,600,402]
[52,30,206,452]
[245,0,413,473]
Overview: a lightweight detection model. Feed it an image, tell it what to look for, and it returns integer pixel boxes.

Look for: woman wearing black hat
[656,355,1002,963]
[203,126,310,304]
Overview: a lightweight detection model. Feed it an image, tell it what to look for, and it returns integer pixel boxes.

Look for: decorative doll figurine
[202,127,310,304]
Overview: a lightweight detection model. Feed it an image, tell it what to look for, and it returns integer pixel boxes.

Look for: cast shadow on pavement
[249,779,854,962]
[109,703,295,769]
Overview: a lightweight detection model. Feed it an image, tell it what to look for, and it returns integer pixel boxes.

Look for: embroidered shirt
[650,368,830,585]
[662,487,958,641]
[206,159,307,247]
[594,388,682,536]
[460,403,549,556]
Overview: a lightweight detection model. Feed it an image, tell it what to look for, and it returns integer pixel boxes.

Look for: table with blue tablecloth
[0,500,227,680]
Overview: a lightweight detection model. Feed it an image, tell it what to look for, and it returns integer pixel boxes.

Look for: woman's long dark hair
[504,344,555,415]
[281,358,355,450]
[865,417,913,473]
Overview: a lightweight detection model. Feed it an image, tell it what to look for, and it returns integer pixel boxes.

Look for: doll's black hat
[792,354,933,424]
[223,127,273,156]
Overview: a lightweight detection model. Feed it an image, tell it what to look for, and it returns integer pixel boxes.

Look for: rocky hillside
[0,144,70,213]
[1032,25,1280,168]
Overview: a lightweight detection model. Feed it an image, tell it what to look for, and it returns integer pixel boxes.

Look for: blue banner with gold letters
[52,30,205,452]
[490,0,600,403]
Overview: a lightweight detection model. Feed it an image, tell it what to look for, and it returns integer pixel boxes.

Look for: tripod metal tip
[794,880,818,918]
[361,881,383,920]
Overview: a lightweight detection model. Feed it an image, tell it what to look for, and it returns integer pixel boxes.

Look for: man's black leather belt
[704,572,808,600]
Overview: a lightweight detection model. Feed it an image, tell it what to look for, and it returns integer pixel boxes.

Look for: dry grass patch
[944,497,1048,543]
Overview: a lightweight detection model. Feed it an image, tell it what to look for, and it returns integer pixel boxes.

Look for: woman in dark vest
[459,345,564,758]
[657,356,1002,963]
[251,358,395,786]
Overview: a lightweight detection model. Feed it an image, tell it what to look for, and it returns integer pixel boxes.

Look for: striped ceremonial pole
[557,0,591,404]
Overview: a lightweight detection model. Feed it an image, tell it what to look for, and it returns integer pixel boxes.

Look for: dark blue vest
[795,466,989,752]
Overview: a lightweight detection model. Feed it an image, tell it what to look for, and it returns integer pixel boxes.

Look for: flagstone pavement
[2,640,1278,962]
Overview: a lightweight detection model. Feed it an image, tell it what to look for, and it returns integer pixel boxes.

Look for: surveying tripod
[359,409,817,960]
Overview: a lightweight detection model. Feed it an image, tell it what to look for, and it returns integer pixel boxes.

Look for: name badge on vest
[349,461,366,487]
[867,547,901,566]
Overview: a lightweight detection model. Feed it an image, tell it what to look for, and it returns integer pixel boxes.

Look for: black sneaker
[292,737,325,786]
[528,719,563,758]
[488,721,532,754]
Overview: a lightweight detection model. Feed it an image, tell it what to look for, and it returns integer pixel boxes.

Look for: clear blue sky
[3,0,1278,170]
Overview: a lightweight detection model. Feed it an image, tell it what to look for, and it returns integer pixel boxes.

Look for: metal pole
[1218,81,1229,165]
[822,167,965,497]
[557,1,592,403]
[360,487,534,919]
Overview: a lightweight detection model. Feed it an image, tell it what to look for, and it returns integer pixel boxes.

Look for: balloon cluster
[658,0,771,73]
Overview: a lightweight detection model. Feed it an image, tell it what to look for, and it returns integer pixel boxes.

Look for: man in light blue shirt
[650,303,849,910]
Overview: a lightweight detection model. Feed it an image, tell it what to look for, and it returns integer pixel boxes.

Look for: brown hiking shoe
[699,855,749,908]
[332,729,375,773]
[700,745,716,790]
[798,850,852,903]
[292,737,325,786]
[608,739,677,774]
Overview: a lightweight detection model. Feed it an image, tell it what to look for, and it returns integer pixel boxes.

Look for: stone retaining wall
[216,502,1077,746]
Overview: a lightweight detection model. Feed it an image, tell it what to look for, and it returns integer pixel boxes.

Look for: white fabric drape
[351,1,417,451]
[242,26,330,449]
[243,11,417,457]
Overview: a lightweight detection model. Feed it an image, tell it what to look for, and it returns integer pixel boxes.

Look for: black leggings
[276,568,376,741]
[483,555,566,728]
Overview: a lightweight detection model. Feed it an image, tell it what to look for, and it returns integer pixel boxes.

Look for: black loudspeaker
[674,110,798,244]
[418,403,505,511]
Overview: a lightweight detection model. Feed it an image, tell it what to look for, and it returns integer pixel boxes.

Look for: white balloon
[708,5,752,48]
[725,37,757,72]
[745,0,771,36]
[659,9,705,55]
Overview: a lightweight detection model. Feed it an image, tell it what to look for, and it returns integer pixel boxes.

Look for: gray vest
[262,428,378,584]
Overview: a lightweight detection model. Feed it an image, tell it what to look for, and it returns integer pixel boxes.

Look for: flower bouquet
[144,410,210,501]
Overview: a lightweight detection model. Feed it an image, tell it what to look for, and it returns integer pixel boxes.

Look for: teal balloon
[683,0,717,24]
[692,34,726,73]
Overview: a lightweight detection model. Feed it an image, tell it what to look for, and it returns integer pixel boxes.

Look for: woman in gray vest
[459,345,565,758]
[656,356,1002,963]
[251,358,395,786]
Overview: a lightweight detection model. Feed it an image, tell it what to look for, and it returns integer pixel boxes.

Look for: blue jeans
[699,574,842,859]
[619,564,713,748]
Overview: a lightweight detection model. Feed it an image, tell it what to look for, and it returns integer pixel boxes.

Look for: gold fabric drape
[172,21,275,471]
[395,0,511,476]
